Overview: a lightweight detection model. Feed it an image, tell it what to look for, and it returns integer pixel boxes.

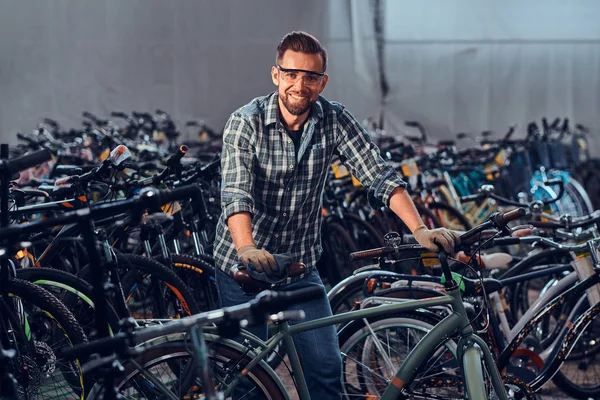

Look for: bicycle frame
[226,285,508,399]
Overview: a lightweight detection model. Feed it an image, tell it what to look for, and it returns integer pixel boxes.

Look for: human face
[271,50,328,116]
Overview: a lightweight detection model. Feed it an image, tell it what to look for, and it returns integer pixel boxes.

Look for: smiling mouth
[288,93,308,100]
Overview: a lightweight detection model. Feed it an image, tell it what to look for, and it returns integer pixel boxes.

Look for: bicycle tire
[16,267,120,335]
[169,253,218,311]
[427,201,472,231]
[119,253,201,318]
[319,221,358,284]
[329,274,373,315]
[367,209,388,237]
[86,338,287,399]
[550,301,600,399]
[8,278,87,399]
[564,177,594,216]
[416,203,443,229]
[338,312,460,399]
[341,212,385,249]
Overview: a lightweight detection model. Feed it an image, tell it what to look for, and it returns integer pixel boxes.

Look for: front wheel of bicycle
[86,338,287,399]
[338,312,460,399]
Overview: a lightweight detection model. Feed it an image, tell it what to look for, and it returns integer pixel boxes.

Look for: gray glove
[412,225,459,254]
[237,245,278,276]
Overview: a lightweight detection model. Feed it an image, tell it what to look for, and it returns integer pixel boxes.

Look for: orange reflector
[366,278,377,293]
[391,377,405,389]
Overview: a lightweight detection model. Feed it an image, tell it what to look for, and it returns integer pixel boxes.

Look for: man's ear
[271,66,279,86]
[318,74,329,94]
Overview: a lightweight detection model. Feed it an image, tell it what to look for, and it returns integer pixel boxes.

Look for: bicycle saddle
[233,263,307,295]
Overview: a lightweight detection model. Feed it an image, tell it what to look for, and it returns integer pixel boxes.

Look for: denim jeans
[215,266,342,400]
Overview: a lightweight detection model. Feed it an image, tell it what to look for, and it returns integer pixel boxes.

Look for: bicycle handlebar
[349,208,527,262]
[502,126,516,141]
[58,286,322,361]
[349,246,396,262]
[0,149,52,173]
[0,186,201,242]
[461,179,564,207]
[494,235,600,252]
[380,141,405,153]
[110,111,129,120]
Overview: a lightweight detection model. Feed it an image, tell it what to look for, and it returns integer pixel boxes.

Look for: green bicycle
[79,208,532,399]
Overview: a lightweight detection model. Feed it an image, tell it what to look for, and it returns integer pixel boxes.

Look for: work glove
[412,224,460,254]
[237,245,278,276]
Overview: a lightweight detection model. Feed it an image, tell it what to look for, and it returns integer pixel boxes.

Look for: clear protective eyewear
[276,64,325,86]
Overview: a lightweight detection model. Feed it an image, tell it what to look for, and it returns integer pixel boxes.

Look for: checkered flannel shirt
[213,92,407,282]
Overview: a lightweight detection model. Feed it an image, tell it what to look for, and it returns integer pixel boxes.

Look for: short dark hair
[276,31,327,72]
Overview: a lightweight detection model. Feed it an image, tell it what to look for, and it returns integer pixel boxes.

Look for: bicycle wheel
[7,278,87,399]
[118,254,201,318]
[416,203,443,229]
[319,221,358,285]
[366,209,388,237]
[86,338,287,399]
[427,201,472,231]
[379,204,443,233]
[329,274,372,315]
[341,212,385,250]
[17,267,120,336]
[169,253,218,311]
[338,312,460,399]
[551,301,600,399]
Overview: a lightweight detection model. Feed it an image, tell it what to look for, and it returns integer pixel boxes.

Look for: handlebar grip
[529,220,563,229]
[493,237,521,246]
[575,124,590,133]
[132,111,153,121]
[460,193,485,203]
[264,286,323,310]
[542,117,549,132]
[82,111,98,122]
[198,157,221,175]
[17,133,39,146]
[561,118,570,133]
[4,149,52,173]
[43,118,60,129]
[155,185,201,205]
[381,141,405,153]
[503,126,515,141]
[349,247,394,262]
[501,207,527,223]
[110,111,129,119]
[155,109,169,116]
[166,145,188,167]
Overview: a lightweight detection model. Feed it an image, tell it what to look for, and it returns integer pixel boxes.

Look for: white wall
[0,0,328,142]
[380,0,600,145]
[1,0,599,149]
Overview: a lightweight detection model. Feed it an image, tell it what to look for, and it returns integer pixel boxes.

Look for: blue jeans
[215,266,342,400]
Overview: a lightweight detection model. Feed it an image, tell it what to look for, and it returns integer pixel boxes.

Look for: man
[214,31,458,399]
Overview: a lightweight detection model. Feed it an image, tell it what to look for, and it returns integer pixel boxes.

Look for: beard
[279,90,314,116]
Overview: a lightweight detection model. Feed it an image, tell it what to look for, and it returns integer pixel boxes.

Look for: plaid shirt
[213,92,406,281]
